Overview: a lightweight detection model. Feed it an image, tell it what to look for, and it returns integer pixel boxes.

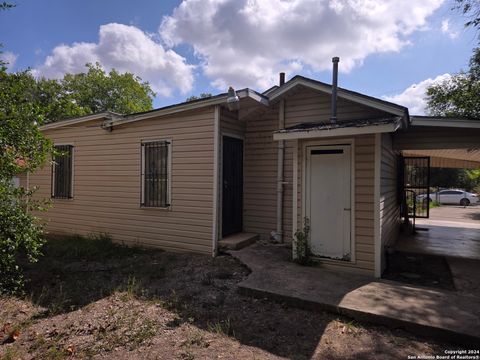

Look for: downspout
[275,73,286,243]
[212,105,220,256]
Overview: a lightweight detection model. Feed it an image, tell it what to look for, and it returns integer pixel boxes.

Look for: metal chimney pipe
[279,72,285,86]
[330,57,339,124]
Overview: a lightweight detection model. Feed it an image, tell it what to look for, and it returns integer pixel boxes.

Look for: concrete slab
[447,257,480,298]
[396,205,480,260]
[230,243,480,346]
[219,232,258,251]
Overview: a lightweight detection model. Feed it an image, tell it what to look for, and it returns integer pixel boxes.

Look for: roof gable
[268,75,408,119]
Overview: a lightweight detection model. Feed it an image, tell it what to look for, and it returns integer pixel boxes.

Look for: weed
[207,318,234,337]
[179,349,195,360]
[182,330,206,347]
[166,316,182,328]
[164,290,184,311]
[341,320,362,336]
[130,318,157,346]
[293,217,311,265]
[94,308,157,351]
[29,334,68,360]
[1,346,21,360]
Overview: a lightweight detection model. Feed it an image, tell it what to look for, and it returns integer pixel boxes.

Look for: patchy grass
[0,234,457,359]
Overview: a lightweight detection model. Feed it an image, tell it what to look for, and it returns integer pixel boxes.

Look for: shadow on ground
[8,235,448,359]
[383,251,455,290]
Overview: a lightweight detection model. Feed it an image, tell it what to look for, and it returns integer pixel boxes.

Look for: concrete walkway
[229,244,480,345]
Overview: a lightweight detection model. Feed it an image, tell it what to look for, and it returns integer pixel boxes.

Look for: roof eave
[410,116,480,128]
[39,112,118,131]
[109,89,269,128]
[273,121,401,141]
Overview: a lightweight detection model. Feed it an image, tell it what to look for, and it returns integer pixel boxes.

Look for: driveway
[396,205,480,260]
[395,204,480,297]
[416,204,480,228]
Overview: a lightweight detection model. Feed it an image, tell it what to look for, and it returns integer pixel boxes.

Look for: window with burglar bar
[51,145,73,199]
[141,140,171,207]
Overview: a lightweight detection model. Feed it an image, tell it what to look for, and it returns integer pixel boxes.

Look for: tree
[186,93,212,102]
[0,2,15,11]
[455,0,480,29]
[426,48,480,118]
[0,68,53,294]
[59,63,155,120]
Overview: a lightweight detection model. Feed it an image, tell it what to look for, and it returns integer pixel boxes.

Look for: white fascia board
[411,117,480,128]
[269,78,406,117]
[39,112,114,131]
[112,96,229,127]
[111,90,268,127]
[237,89,269,106]
[273,122,400,141]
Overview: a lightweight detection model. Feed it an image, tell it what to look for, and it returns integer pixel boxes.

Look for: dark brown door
[222,136,243,237]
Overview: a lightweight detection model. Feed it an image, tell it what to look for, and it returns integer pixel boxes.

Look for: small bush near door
[293,217,311,265]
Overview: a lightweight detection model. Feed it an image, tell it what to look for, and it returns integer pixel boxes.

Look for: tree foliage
[59,63,155,119]
[430,168,480,191]
[0,2,15,11]
[426,1,480,118]
[186,93,212,102]
[426,48,480,118]
[455,0,480,29]
[0,68,52,294]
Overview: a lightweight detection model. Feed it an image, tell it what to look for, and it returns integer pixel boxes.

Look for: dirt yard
[0,236,456,359]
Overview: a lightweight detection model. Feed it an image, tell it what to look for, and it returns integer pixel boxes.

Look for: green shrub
[0,180,47,294]
[293,217,311,265]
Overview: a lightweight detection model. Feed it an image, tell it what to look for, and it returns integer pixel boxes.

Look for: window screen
[52,145,73,199]
[141,140,170,207]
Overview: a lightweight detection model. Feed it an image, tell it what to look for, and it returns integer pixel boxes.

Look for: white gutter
[39,112,116,131]
[212,105,221,257]
[275,99,286,243]
[273,121,401,141]
[108,90,268,128]
[410,116,480,128]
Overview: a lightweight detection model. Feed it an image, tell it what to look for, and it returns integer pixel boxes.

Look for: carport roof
[401,116,480,168]
[402,149,480,169]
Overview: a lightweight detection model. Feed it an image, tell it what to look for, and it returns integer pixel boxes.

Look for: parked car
[417,189,479,206]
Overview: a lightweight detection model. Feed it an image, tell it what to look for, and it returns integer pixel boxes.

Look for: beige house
[23,71,480,278]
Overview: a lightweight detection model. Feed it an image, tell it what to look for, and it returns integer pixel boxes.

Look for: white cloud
[441,19,459,39]
[0,51,18,70]
[159,0,444,90]
[34,23,194,96]
[383,74,452,115]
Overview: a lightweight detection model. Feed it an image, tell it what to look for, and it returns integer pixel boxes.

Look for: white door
[305,145,352,260]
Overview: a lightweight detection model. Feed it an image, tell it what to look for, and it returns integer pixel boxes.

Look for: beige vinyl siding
[284,87,387,124]
[380,133,400,273]
[220,107,245,138]
[244,105,280,240]
[30,108,215,254]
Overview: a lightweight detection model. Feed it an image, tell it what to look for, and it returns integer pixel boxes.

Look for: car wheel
[460,198,470,206]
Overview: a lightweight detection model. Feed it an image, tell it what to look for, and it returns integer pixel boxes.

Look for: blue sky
[1,0,478,114]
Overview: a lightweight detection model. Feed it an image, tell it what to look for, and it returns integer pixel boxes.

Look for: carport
[386,116,480,294]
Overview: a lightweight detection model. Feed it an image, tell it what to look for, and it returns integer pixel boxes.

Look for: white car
[418,189,479,206]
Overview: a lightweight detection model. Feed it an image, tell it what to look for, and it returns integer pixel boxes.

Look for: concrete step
[219,233,258,251]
